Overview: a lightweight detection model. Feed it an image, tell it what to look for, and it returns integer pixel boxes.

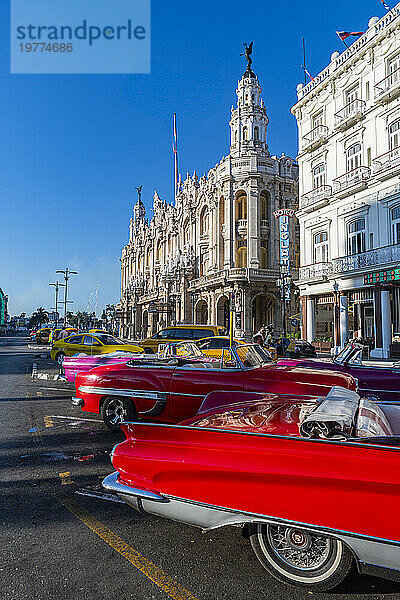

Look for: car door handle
[173,373,184,377]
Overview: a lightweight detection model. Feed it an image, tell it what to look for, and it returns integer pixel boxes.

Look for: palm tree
[35,307,49,328]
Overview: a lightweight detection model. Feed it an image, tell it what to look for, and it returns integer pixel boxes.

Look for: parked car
[103,386,400,592]
[63,342,217,382]
[196,336,244,357]
[50,333,144,365]
[139,324,229,354]
[72,343,356,430]
[279,341,400,402]
[272,337,317,358]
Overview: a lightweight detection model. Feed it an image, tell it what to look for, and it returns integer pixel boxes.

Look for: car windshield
[158,341,204,358]
[222,344,272,369]
[95,334,123,345]
[334,344,363,366]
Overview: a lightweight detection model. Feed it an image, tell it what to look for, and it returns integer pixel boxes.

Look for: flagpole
[173,113,178,203]
[302,38,307,86]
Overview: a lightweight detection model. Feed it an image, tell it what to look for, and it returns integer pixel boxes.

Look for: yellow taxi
[88,329,109,334]
[139,325,228,354]
[49,328,78,345]
[196,336,244,358]
[35,327,53,344]
[50,332,144,365]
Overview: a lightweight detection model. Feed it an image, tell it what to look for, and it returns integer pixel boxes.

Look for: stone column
[300,296,306,340]
[339,294,349,349]
[382,287,392,358]
[247,182,259,268]
[371,285,383,359]
[306,297,315,343]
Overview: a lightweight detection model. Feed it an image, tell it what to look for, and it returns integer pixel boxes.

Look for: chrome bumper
[102,472,167,502]
[71,397,84,407]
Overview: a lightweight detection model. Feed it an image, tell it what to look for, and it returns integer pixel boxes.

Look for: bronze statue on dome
[241,41,253,70]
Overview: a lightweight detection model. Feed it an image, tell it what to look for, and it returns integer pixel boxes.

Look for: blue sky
[1,0,391,316]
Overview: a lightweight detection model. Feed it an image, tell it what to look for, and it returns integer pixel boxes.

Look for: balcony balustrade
[374,67,400,102]
[302,125,329,151]
[373,145,400,179]
[333,166,370,197]
[332,243,400,274]
[334,99,365,129]
[299,262,333,281]
[300,185,332,210]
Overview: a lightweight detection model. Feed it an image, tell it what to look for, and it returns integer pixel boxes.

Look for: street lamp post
[56,268,78,327]
[49,281,65,328]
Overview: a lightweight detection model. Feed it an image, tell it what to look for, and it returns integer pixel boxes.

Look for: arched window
[260,191,269,221]
[183,219,190,245]
[236,247,247,268]
[236,192,247,220]
[347,143,362,172]
[156,243,161,261]
[313,163,326,189]
[234,130,238,144]
[313,231,328,263]
[145,249,150,267]
[243,126,248,141]
[200,206,209,236]
[348,219,365,255]
[260,247,268,269]
[389,120,400,150]
[219,196,225,226]
[254,126,259,141]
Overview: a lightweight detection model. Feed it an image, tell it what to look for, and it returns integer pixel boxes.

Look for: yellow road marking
[56,494,200,600]
[58,472,74,485]
[44,416,54,428]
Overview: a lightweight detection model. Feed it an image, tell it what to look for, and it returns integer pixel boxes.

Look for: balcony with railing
[374,67,400,103]
[334,99,365,130]
[236,219,247,235]
[333,166,370,198]
[302,125,329,152]
[373,145,400,180]
[300,185,332,210]
[332,243,400,274]
[299,262,333,281]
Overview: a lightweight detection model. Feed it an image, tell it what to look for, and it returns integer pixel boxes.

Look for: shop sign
[364,269,400,285]
[273,209,295,302]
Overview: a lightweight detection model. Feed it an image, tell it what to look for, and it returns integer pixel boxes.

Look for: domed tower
[229,45,269,158]
[133,185,145,227]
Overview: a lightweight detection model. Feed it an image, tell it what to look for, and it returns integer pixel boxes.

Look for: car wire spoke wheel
[267,526,330,570]
[249,523,353,591]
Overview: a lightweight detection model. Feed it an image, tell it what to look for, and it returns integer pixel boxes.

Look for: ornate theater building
[119,59,298,339]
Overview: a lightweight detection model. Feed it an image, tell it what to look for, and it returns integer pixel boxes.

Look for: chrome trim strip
[361,387,400,395]
[104,474,400,552]
[78,386,167,401]
[102,472,168,502]
[120,421,400,451]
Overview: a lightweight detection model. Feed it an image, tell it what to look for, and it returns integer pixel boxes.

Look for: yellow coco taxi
[50,333,144,365]
[196,336,244,357]
[139,325,228,354]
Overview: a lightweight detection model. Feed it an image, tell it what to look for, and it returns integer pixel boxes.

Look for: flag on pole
[336,30,364,42]
[380,0,390,10]
[301,65,314,81]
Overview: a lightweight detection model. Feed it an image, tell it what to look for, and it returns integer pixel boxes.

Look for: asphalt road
[1,333,400,600]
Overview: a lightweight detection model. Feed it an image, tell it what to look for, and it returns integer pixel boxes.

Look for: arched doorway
[216,295,229,331]
[252,294,274,334]
[195,300,208,324]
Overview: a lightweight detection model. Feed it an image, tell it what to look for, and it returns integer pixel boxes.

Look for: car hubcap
[106,399,127,425]
[268,526,331,570]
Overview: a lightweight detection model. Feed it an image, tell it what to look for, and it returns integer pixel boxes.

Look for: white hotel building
[292,6,400,357]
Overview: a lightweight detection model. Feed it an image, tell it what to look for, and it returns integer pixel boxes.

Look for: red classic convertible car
[103,386,400,592]
[72,344,356,430]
